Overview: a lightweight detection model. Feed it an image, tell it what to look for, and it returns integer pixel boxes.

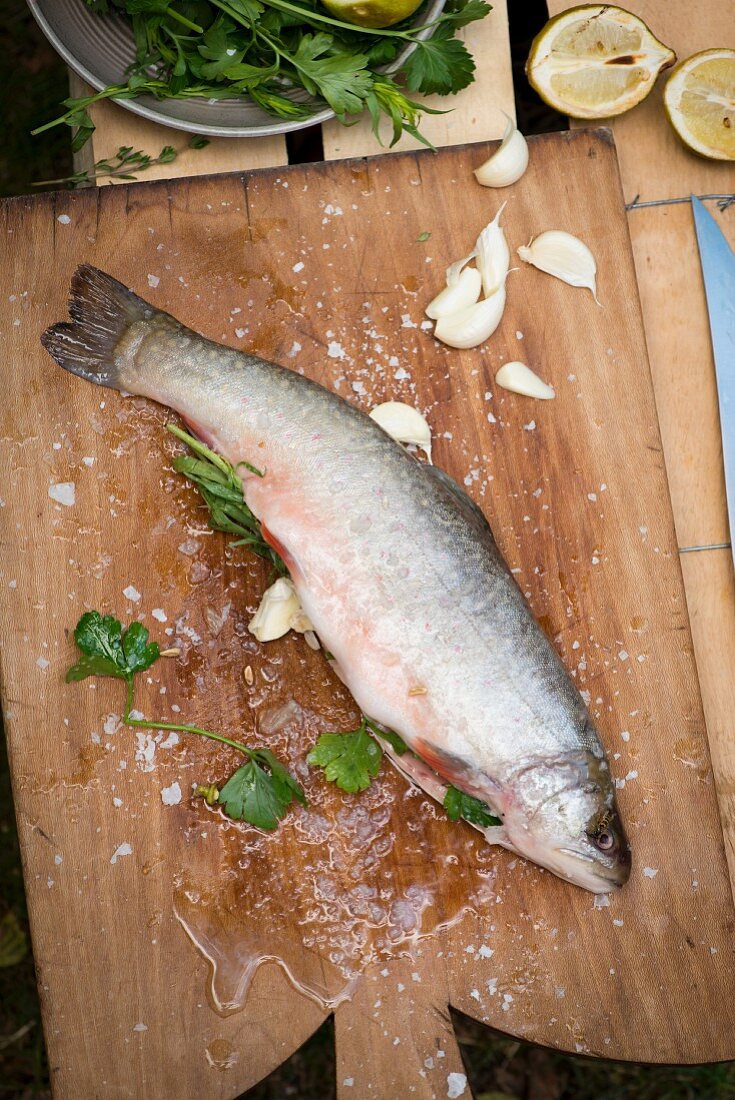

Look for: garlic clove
[370,401,432,461]
[517,230,599,302]
[474,114,529,188]
[434,284,507,349]
[248,577,313,642]
[496,361,555,400]
[475,201,510,296]
[425,266,482,320]
[446,250,477,288]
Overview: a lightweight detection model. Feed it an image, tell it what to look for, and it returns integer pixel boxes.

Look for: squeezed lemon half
[664,49,735,161]
[526,4,675,119]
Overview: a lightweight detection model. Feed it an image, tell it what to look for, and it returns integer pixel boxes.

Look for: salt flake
[49,482,75,507]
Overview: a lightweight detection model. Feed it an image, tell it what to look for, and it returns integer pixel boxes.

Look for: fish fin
[414,736,474,787]
[422,464,497,542]
[41,265,157,390]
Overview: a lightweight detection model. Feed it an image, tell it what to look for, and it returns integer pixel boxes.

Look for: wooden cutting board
[2,130,735,1100]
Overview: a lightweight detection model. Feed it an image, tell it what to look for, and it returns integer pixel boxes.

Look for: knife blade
[691,195,735,569]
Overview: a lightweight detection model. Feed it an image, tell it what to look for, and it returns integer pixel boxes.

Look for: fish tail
[41,265,157,391]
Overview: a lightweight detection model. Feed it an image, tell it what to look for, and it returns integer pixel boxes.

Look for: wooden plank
[626,200,733,550]
[321,0,514,158]
[681,549,735,887]
[69,74,288,182]
[4,134,735,1100]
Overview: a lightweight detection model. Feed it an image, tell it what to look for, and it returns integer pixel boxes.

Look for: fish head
[500,751,631,893]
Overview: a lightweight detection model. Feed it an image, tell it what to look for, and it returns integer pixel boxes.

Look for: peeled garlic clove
[434,284,507,349]
[425,266,482,320]
[370,401,432,461]
[475,201,509,296]
[446,250,477,288]
[517,230,599,302]
[496,361,555,400]
[474,114,529,188]
[249,577,313,642]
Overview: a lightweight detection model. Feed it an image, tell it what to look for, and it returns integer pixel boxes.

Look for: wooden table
[11,0,735,1094]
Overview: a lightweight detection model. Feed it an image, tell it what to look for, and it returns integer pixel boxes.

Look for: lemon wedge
[320,0,423,28]
[663,49,735,160]
[526,4,675,119]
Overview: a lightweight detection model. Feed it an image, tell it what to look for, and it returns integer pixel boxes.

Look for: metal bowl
[28,0,445,139]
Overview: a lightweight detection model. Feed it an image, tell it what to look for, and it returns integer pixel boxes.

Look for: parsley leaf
[307,726,382,793]
[66,611,159,683]
[443,785,501,828]
[366,721,408,756]
[289,34,372,116]
[403,25,476,96]
[218,758,301,830]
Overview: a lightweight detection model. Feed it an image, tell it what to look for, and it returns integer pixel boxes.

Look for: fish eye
[594,829,616,852]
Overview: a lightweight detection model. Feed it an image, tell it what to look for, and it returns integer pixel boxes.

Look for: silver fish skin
[43,266,631,893]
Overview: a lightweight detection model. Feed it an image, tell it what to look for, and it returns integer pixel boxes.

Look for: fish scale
[42,263,631,893]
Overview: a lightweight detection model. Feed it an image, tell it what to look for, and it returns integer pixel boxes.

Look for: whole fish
[43,265,631,893]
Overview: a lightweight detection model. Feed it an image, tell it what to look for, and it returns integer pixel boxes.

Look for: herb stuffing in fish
[42,265,631,893]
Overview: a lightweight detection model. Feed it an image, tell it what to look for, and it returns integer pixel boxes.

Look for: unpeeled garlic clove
[475,201,509,296]
[248,577,314,642]
[495,361,555,399]
[370,401,432,461]
[425,266,482,320]
[517,230,599,302]
[474,114,529,188]
[434,283,507,349]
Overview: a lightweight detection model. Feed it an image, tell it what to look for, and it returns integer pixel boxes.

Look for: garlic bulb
[474,114,529,188]
[434,284,507,349]
[370,401,432,461]
[517,230,599,302]
[475,201,509,296]
[496,361,555,399]
[249,578,314,643]
[425,266,482,320]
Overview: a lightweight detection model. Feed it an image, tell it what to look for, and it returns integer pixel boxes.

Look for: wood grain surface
[545,0,735,894]
[3,132,735,1100]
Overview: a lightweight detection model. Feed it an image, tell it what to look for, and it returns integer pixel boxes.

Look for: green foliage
[307,724,383,793]
[443,784,501,827]
[35,0,492,154]
[65,610,304,830]
[65,612,159,683]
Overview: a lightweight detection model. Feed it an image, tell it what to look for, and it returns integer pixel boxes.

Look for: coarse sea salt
[48,482,75,507]
[110,842,133,864]
[161,781,182,806]
[447,1072,468,1098]
[123,585,141,603]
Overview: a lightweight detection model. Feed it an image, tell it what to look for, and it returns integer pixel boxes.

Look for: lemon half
[320,0,423,29]
[526,4,676,119]
[664,49,735,161]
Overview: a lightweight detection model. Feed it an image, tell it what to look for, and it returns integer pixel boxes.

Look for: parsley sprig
[33,0,490,152]
[167,424,286,575]
[33,137,210,189]
[66,610,305,830]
